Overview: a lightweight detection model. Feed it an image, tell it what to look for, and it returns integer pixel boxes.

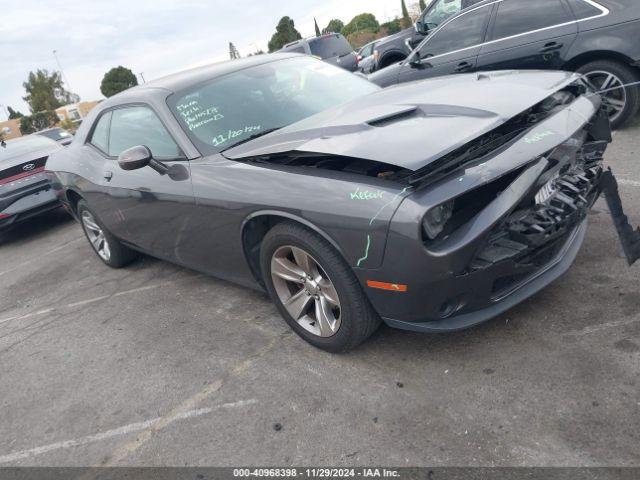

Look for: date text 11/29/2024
[233,468,400,478]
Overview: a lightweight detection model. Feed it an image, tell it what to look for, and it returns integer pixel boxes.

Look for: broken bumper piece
[369,136,639,333]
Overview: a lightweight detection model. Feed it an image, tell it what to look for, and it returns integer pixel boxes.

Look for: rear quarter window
[566,0,605,19]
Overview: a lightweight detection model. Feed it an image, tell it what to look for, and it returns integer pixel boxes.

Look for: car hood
[223,70,582,172]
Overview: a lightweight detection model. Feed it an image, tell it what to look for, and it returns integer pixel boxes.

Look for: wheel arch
[378,49,408,69]
[65,189,84,217]
[564,50,638,72]
[241,211,348,288]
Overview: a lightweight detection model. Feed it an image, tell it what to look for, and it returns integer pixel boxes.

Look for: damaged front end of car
[360,78,639,332]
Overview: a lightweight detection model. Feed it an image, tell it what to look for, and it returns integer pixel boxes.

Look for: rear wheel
[260,222,381,352]
[577,60,640,129]
[77,200,137,268]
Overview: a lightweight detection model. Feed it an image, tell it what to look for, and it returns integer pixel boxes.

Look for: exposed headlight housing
[422,201,454,240]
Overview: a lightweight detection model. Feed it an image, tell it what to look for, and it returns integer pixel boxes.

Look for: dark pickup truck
[373,0,482,70]
[279,33,358,72]
[370,0,640,128]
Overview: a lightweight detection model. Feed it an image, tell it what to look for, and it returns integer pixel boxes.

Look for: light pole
[139,72,146,84]
[0,104,9,120]
[52,50,72,92]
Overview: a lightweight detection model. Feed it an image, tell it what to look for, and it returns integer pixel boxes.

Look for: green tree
[380,18,403,35]
[22,69,71,113]
[323,19,344,34]
[7,106,23,119]
[314,17,321,36]
[341,13,379,38]
[19,111,58,134]
[268,16,302,52]
[419,0,427,11]
[346,31,378,49]
[100,66,138,98]
[401,0,412,28]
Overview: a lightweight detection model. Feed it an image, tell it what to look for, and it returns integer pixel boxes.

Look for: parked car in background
[36,127,74,146]
[279,33,358,72]
[370,0,640,129]
[46,54,637,351]
[0,135,62,230]
[357,40,380,74]
[373,0,484,70]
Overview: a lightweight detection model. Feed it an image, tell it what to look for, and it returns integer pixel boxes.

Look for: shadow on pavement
[0,207,75,247]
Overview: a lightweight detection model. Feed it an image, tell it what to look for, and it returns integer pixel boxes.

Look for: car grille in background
[0,156,48,185]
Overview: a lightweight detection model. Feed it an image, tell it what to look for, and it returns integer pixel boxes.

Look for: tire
[260,222,381,352]
[379,54,406,70]
[577,59,640,129]
[77,200,137,268]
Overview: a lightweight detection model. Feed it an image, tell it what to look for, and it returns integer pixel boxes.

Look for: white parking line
[618,178,640,188]
[566,317,640,336]
[0,237,84,277]
[0,279,201,326]
[0,399,257,464]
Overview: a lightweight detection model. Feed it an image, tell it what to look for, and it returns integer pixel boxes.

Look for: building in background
[0,119,23,140]
[55,100,101,123]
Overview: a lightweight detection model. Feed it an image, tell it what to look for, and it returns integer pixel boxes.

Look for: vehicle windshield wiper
[220,127,285,153]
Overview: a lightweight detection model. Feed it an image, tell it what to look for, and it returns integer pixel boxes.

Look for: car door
[397,3,492,84]
[476,0,578,72]
[89,104,195,261]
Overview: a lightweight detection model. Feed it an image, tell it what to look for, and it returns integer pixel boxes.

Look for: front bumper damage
[361,96,639,333]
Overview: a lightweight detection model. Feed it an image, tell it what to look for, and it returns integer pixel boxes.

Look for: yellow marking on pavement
[98,334,285,466]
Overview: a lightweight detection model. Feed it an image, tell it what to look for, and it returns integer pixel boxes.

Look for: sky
[0,0,408,120]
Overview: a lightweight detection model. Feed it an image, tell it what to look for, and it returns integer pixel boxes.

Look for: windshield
[168,57,379,155]
[0,136,57,162]
[37,128,71,141]
[308,34,353,59]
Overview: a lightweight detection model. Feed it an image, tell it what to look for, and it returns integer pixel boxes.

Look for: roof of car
[104,53,302,102]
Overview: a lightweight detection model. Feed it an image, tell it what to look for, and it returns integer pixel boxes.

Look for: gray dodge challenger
[46,53,639,351]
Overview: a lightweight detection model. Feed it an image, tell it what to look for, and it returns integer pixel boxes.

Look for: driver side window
[422,0,481,29]
[418,5,491,58]
[108,106,181,159]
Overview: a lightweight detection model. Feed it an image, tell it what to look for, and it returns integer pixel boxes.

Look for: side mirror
[118,145,152,171]
[410,52,433,68]
[118,145,169,175]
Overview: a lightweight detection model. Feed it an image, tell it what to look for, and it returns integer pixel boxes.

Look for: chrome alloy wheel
[270,245,341,338]
[81,210,111,262]
[583,70,627,124]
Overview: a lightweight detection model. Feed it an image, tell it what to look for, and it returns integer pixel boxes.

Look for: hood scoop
[367,107,419,127]
[367,104,498,128]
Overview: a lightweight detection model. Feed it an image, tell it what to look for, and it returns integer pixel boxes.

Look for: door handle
[539,42,563,53]
[455,62,473,73]
[103,171,113,181]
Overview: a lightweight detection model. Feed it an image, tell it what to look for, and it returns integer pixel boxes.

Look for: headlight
[422,201,454,240]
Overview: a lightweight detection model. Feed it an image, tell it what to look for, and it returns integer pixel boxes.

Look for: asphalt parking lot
[1,116,639,468]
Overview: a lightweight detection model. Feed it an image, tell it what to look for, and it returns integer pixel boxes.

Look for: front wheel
[260,222,381,352]
[77,200,137,268]
[577,60,640,129]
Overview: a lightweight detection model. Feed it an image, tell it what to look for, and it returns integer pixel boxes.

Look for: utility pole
[229,42,241,60]
[52,50,72,92]
[138,72,146,84]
